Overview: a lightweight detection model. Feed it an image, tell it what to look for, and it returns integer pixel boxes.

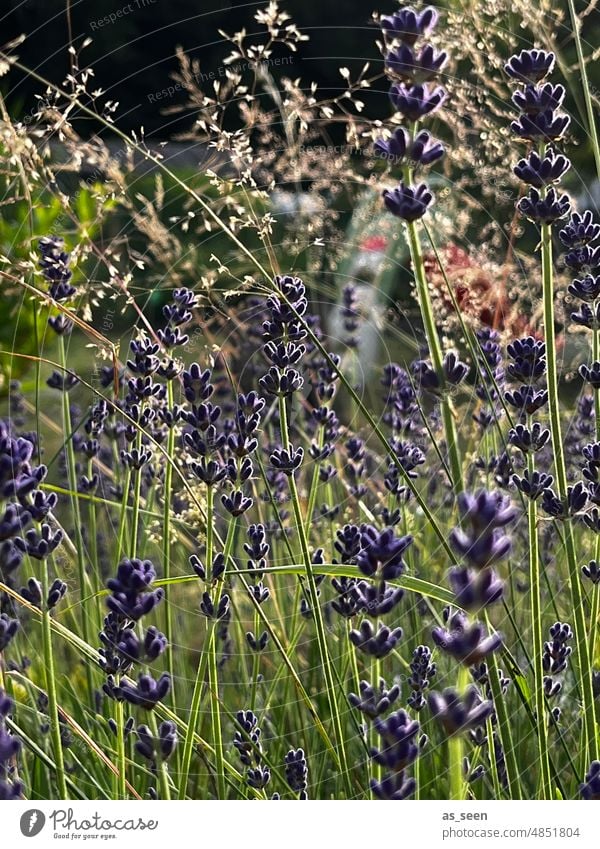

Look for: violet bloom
[349,619,403,658]
[377,8,448,223]
[106,558,164,621]
[349,678,401,720]
[383,182,434,222]
[356,525,413,580]
[136,721,178,765]
[375,127,444,167]
[0,689,23,800]
[284,747,308,799]
[449,490,516,570]
[428,686,493,736]
[432,610,503,665]
[505,49,556,83]
[580,761,600,799]
[407,645,437,712]
[0,614,18,652]
[386,43,448,83]
[380,6,438,44]
[110,672,172,710]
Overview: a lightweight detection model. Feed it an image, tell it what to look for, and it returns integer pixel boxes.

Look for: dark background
[2,0,383,138]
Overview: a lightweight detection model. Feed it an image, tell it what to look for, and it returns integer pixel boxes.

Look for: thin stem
[485,613,522,799]
[129,432,143,558]
[527,447,552,799]
[448,732,464,801]
[41,557,68,800]
[207,624,225,799]
[162,379,176,709]
[177,629,211,799]
[541,221,598,763]
[278,395,352,795]
[58,335,94,696]
[449,665,469,800]
[149,710,171,800]
[566,0,600,181]
[114,691,127,800]
[405,219,464,494]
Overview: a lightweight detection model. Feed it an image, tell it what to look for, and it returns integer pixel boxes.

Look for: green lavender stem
[207,623,225,799]
[590,330,600,658]
[485,613,522,799]
[114,688,127,799]
[41,557,68,799]
[148,710,171,800]
[527,446,552,798]
[405,219,464,495]
[129,432,143,558]
[541,221,598,763]
[278,395,352,796]
[566,0,600,181]
[58,335,94,696]
[162,379,177,709]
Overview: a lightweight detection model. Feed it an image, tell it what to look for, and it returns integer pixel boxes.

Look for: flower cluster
[39,237,76,335]
[0,690,23,800]
[377,6,447,221]
[507,49,571,225]
[100,557,170,710]
[233,710,271,791]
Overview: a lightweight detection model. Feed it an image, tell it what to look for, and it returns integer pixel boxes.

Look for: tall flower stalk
[376,6,464,494]
[508,337,553,798]
[507,47,599,766]
[261,274,352,795]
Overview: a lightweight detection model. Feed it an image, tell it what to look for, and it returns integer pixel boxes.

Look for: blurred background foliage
[0,0,599,386]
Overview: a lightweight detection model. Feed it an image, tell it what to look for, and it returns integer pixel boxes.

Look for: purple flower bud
[433,610,503,663]
[517,187,571,223]
[568,274,600,302]
[579,362,600,389]
[389,83,446,120]
[512,468,554,500]
[512,83,565,114]
[542,622,573,674]
[513,146,570,187]
[15,523,62,560]
[349,678,401,719]
[580,761,600,799]
[349,619,403,658]
[221,489,253,516]
[113,672,171,710]
[269,445,304,475]
[106,558,164,621]
[0,614,18,652]
[408,645,437,712]
[428,685,493,735]
[385,43,448,83]
[375,127,444,167]
[505,385,548,415]
[572,302,600,329]
[449,566,504,611]
[505,49,556,83]
[559,211,600,248]
[284,747,308,797]
[582,560,600,584]
[380,7,439,45]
